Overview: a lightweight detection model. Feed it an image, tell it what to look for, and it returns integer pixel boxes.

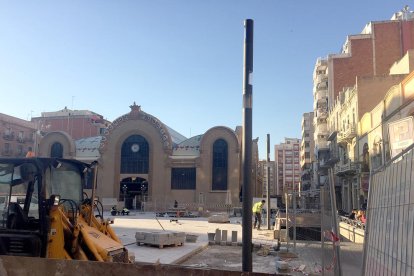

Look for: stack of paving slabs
[207,213,230,223]
[135,231,186,249]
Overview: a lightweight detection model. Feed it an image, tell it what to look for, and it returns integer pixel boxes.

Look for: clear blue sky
[0,1,410,159]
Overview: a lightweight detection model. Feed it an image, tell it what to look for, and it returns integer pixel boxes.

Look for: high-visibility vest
[252,202,263,213]
[26,151,35,157]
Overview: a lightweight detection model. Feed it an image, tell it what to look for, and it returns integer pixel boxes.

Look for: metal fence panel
[363,145,414,275]
[320,170,342,276]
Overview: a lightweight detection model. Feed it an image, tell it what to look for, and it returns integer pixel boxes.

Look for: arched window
[51,142,63,158]
[362,143,369,172]
[212,139,228,190]
[372,136,382,169]
[120,135,149,174]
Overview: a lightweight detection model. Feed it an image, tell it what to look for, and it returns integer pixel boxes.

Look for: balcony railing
[317,110,328,119]
[315,90,328,101]
[315,123,328,136]
[16,136,25,143]
[337,126,356,144]
[334,161,359,176]
[319,150,340,168]
[315,140,329,150]
[2,133,15,141]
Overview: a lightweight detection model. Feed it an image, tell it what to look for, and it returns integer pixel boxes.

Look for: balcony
[317,109,328,119]
[315,90,328,101]
[16,136,25,143]
[315,139,329,150]
[334,161,359,176]
[315,123,328,136]
[319,150,340,168]
[314,74,325,83]
[337,125,356,144]
[313,99,328,110]
[2,133,15,141]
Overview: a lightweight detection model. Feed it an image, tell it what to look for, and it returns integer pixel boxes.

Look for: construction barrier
[363,144,414,275]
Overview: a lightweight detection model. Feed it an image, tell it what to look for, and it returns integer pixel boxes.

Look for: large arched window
[121,135,149,174]
[212,139,228,190]
[362,143,369,172]
[51,142,63,158]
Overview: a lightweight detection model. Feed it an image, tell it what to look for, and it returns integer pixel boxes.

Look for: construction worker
[252,200,265,230]
[26,147,35,157]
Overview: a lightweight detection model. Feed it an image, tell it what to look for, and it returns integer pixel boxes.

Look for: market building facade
[37,103,250,211]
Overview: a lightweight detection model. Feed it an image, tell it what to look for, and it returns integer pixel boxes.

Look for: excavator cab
[0,158,88,257]
[0,157,130,263]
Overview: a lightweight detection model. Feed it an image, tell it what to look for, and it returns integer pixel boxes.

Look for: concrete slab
[110,211,244,265]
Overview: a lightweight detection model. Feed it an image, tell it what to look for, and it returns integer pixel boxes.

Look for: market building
[37,103,254,211]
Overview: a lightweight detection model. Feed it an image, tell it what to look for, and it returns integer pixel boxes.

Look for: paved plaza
[110,211,363,274]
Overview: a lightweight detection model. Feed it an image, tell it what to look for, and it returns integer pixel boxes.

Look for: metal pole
[329,169,342,276]
[266,134,271,230]
[285,193,289,250]
[321,188,325,276]
[293,192,296,252]
[89,161,98,226]
[123,185,127,208]
[242,18,254,273]
[361,167,374,275]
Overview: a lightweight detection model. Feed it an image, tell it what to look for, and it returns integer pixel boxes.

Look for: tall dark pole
[242,18,253,273]
[266,134,271,230]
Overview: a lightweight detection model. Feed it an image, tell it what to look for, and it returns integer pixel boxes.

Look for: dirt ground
[181,245,278,274]
[181,241,363,275]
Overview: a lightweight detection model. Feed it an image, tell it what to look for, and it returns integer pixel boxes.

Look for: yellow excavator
[0,157,130,263]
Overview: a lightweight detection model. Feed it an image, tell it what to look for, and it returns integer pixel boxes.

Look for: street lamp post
[141,183,146,211]
[122,184,128,208]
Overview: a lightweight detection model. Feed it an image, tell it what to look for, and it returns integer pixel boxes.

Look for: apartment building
[313,59,330,187]
[0,113,36,157]
[327,10,414,107]
[257,160,276,197]
[300,112,315,191]
[32,107,110,141]
[275,138,301,196]
[313,9,414,212]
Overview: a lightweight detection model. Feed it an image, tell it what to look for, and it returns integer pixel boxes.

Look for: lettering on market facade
[99,104,171,153]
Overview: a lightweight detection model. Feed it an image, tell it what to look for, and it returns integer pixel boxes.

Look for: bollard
[232,230,238,246]
[221,230,228,246]
[215,229,221,245]
[208,232,216,245]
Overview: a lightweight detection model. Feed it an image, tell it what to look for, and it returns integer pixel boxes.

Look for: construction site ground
[110,211,363,275]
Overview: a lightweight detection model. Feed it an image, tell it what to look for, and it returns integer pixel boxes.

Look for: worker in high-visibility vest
[26,147,35,158]
[252,200,265,230]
